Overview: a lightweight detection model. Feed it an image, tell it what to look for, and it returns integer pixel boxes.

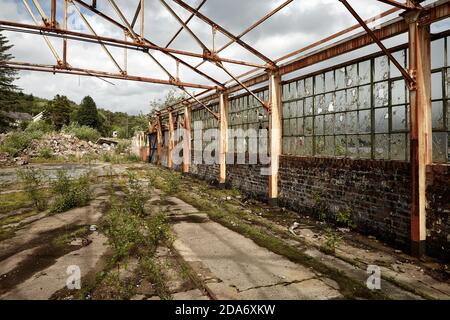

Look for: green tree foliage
[44,95,72,130]
[76,95,99,128]
[0,31,19,132]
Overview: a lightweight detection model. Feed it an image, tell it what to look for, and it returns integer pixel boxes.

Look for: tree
[0,31,19,132]
[44,95,72,130]
[76,95,99,128]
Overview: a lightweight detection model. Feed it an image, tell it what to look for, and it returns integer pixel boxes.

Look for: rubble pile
[0,132,114,166]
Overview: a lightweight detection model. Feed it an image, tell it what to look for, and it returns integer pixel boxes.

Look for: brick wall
[279,156,412,249]
[426,164,450,261]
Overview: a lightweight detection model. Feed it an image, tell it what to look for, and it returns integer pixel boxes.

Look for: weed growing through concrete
[336,207,355,228]
[17,167,48,211]
[50,170,91,213]
[124,171,148,216]
[320,228,342,254]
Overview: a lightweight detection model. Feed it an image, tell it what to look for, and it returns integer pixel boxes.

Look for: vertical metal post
[405,8,432,257]
[219,91,229,184]
[268,71,282,205]
[63,0,67,66]
[168,111,175,169]
[156,114,163,165]
[51,0,57,27]
[183,104,191,174]
[140,0,145,39]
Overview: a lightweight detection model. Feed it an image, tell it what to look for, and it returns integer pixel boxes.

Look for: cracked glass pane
[297,99,304,117]
[335,136,346,157]
[282,137,290,155]
[335,113,346,134]
[324,136,335,156]
[335,90,346,112]
[432,132,448,163]
[375,55,389,82]
[336,67,346,90]
[314,115,324,135]
[375,108,389,133]
[347,111,358,134]
[374,82,389,107]
[315,136,325,155]
[374,134,389,159]
[305,77,313,96]
[392,105,407,131]
[358,85,371,110]
[290,118,297,136]
[359,60,371,85]
[290,101,298,118]
[390,50,406,78]
[297,118,304,136]
[315,94,325,114]
[304,117,313,135]
[325,71,334,92]
[390,133,406,160]
[282,103,290,118]
[289,82,297,99]
[324,114,334,135]
[346,64,358,87]
[325,93,335,113]
[315,74,325,94]
[304,136,313,155]
[392,79,406,105]
[359,110,371,133]
[347,135,358,158]
[346,88,358,111]
[359,135,372,159]
[298,79,305,99]
[305,97,314,115]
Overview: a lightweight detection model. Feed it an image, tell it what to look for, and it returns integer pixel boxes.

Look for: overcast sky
[0,0,444,114]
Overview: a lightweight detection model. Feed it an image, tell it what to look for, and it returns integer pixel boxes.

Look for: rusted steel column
[51,0,57,27]
[183,104,191,174]
[168,110,175,169]
[219,91,229,184]
[156,114,163,165]
[268,71,282,205]
[405,8,432,257]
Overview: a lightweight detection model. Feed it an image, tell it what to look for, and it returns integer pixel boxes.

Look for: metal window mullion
[370,57,376,160]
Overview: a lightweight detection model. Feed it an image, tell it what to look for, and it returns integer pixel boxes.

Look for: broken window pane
[335,113,346,134]
[358,85,371,110]
[359,135,372,159]
[314,115,324,135]
[347,111,358,134]
[290,101,298,118]
[305,77,313,96]
[336,67,346,90]
[375,55,389,81]
[346,88,358,110]
[346,64,358,87]
[390,50,406,78]
[359,110,371,133]
[335,136,346,156]
[290,118,297,136]
[324,136,335,156]
[359,60,371,85]
[390,133,406,160]
[374,134,389,159]
[305,97,314,115]
[375,108,389,133]
[347,135,358,158]
[297,118,304,136]
[374,82,389,107]
[392,105,407,131]
[315,94,325,114]
[432,132,448,163]
[304,117,313,135]
[315,136,325,155]
[289,82,297,99]
[298,80,305,99]
[335,90,346,112]
[297,99,304,117]
[392,79,406,105]
[315,74,325,94]
[325,71,334,92]
[325,93,335,113]
[432,101,444,130]
[324,114,334,135]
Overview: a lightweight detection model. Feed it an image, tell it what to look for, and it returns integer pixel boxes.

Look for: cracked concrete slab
[173,221,342,300]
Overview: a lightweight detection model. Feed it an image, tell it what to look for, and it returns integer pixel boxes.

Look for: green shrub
[62,123,101,142]
[115,140,131,155]
[25,121,54,134]
[104,206,146,262]
[335,207,355,228]
[17,167,48,211]
[0,131,35,157]
[320,228,342,254]
[139,256,171,300]
[50,170,91,213]
[39,147,53,159]
[124,172,148,216]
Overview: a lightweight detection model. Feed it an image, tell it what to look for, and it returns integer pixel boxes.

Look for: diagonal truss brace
[339,0,416,88]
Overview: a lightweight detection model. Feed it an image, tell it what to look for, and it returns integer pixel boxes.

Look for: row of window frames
[282,133,409,159]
